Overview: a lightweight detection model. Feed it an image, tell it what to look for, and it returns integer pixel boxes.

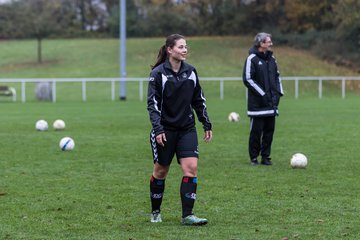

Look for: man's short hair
[254,32,271,47]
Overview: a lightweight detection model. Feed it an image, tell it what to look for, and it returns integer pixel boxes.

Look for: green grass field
[0,96,359,239]
[0,37,359,239]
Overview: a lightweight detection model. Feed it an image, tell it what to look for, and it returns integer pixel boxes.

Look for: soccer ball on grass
[290,153,308,168]
[59,137,75,151]
[228,112,240,122]
[53,119,66,130]
[35,120,48,131]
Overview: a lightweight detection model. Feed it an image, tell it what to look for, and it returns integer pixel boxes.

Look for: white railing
[282,76,360,99]
[0,76,360,102]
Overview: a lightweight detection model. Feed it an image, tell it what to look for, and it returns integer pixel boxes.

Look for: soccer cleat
[250,158,259,166]
[151,211,162,223]
[181,215,208,226]
[261,158,272,165]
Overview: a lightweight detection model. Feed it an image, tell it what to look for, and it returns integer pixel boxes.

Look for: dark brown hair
[151,34,185,70]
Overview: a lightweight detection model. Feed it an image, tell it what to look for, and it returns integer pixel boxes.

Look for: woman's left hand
[204,130,212,143]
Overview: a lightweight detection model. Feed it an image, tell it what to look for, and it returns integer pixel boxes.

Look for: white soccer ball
[53,119,65,130]
[59,137,75,151]
[35,120,48,131]
[228,112,240,122]
[290,153,308,168]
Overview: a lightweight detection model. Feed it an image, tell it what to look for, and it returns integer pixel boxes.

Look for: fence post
[82,80,86,102]
[21,80,26,103]
[52,80,56,102]
[295,78,299,99]
[319,78,322,99]
[342,78,345,99]
[139,79,143,101]
[220,79,224,100]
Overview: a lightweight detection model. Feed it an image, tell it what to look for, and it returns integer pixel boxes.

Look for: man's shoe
[261,158,272,165]
[250,158,259,166]
[151,210,162,223]
[181,215,208,226]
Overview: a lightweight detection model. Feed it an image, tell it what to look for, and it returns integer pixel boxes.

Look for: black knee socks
[180,176,197,218]
[150,176,165,213]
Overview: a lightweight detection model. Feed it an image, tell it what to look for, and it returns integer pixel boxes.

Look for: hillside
[0,36,358,78]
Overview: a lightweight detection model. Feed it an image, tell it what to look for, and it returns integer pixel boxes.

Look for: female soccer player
[147,34,212,226]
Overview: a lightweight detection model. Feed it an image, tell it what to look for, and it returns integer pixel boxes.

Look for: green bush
[274,30,360,70]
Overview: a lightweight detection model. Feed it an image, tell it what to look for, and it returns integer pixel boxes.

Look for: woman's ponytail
[151,45,167,70]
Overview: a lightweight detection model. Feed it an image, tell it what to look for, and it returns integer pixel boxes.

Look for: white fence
[1,76,360,102]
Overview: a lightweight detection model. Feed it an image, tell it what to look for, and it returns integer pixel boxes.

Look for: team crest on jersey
[182,73,187,79]
[258,61,263,65]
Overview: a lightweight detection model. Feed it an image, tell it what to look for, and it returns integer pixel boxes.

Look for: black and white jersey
[147,59,212,136]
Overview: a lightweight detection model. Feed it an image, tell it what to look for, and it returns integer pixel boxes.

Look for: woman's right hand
[156,133,167,147]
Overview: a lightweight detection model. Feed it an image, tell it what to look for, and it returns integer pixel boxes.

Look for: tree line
[0,0,359,66]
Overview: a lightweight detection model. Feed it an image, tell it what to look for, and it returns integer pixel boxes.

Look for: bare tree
[5,0,72,63]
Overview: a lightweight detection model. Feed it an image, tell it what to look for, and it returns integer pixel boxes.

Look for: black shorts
[150,128,199,166]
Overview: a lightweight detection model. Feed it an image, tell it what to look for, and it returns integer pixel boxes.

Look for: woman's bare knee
[180,157,198,177]
[153,163,169,179]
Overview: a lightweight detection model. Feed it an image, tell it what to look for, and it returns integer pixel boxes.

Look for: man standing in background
[243,32,284,166]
